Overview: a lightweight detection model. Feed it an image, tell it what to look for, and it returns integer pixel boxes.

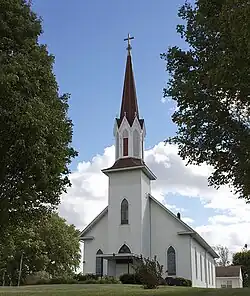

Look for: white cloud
[182,217,194,225]
[59,142,250,254]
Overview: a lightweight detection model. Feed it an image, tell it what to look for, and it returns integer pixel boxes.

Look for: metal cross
[124,33,134,54]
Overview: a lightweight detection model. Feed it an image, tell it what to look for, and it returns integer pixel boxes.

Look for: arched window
[118,244,131,254]
[133,130,140,157]
[122,129,129,156]
[96,249,103,276]
[121,198,128,224]
[167,246,176,276]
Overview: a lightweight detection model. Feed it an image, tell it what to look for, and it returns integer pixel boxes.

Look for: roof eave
[102,164,156,180]
[178,231,219,258]
[79,236,94,241]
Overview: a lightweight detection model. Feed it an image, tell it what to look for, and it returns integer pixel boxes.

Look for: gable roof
[216,266,241,277]
[148,194,219,259]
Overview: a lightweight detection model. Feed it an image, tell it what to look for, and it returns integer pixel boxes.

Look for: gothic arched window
[118,244,131,254]
[122,129,129,156]
[167,246,176,276]
[121,198,129,225]
[96,249,103,276]
[133,130,140,157]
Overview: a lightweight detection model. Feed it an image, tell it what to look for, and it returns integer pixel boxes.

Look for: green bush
[133,255,163,289]
[165,276,192,287]
[102,276,119,284]
[25,272,78,285]
[79,276,119,285]
[119,273,141,285]
[25,271,50,285]
[74,273,99,281]
[24,272,120,285]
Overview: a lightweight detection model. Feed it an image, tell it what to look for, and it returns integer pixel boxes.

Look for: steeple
[119,34,139,126]
[102,34,156,181]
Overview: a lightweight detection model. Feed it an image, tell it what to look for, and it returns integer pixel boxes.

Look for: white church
[80,36,219,288]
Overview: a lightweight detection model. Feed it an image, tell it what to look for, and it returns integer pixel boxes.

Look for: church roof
[215,266,241,277]
[105,157,144,169]
[118,50,140,127]
[102,157,157,180]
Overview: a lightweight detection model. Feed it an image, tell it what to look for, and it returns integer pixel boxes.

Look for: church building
[80,36,218,288]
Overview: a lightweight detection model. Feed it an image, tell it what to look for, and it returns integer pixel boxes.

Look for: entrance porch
[96,252,138,278]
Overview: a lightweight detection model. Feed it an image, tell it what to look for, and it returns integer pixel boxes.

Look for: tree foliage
[0,0,77,227]
[214,245,230,266]
[232,249,250,287]
[161,0,250,200]
[133,255,163,289]
[0,213,81,286]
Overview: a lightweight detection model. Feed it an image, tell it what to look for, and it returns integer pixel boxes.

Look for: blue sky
[31,0,249,250]
[31,0,214,228]
[32,0,191,165]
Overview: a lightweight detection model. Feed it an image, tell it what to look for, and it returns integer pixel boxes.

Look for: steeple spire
[119,34,139,126]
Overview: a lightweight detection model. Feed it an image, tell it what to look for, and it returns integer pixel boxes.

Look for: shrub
[120,273,141,285]
[49,277,78,284]
[101,276,119,284]
[133,255,163,289]
[165,276,192,287]
[159,277,167,285]
[25,271,50,285]
[74,273,99,281]
[79,276,119,285]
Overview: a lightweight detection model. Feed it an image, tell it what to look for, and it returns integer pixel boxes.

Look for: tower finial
[124,33,134,55]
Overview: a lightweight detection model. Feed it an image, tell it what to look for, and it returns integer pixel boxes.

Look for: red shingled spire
[119,35,139,126]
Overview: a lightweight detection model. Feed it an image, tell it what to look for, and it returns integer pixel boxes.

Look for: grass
[0,284,249,296]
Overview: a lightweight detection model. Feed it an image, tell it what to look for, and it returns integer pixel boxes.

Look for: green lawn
[0,284,249,296]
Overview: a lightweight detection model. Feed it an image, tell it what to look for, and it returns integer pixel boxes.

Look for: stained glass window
[167,246,176,276]
[96,249,103,276]
[118,244,131,254]
[121,199,129,224]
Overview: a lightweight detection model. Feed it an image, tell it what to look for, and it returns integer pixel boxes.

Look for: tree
[214,245,230,266]
[0,0,77,228]
[133,255,163,289]
[161,0,250,200]
[39,213,81,277]
[232,250,250,287]
[0,213,81,285]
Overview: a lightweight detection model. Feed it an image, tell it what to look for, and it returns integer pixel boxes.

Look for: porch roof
[96,252,138,260]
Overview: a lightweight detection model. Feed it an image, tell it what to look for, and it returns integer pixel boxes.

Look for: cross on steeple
[124,33,134,55]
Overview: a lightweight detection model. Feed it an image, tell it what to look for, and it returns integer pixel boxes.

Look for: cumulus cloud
[59,142,250,254]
